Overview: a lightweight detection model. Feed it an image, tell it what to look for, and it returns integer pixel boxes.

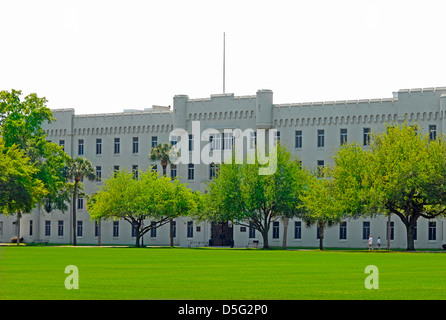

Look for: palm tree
[149,143,175,246]
[149,143,172,176]
[66,157,95,246]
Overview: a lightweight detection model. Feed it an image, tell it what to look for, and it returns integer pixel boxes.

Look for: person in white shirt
[376,237,381,250]
[368,235,373,250]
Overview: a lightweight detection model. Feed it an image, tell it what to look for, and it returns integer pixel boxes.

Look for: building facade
[1,87,446,249]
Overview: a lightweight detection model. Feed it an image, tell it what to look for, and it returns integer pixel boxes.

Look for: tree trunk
[161,163,173,247]
[406,218,417,252]
[281,217,289,250]
[135,231,141,248]
[72,180,78,246]
[318,221,325,250]
[261,228,269,249]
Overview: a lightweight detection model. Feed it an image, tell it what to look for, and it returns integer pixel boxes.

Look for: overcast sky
[2,0,446,115]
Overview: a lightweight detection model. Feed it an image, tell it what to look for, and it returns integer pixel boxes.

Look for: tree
[0,89,70,241]
[300,172,345,250]
[0,140,47,244]
[369,123,446,251]
[0,89,53,151]
[328,123,446,251]
[87,169,197,247]
[205,144,309,249]
[66,157,95,246]
[149,142,176,246]
[149,143,172,176]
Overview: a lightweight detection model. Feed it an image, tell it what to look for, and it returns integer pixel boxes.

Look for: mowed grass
[0,246,445,300]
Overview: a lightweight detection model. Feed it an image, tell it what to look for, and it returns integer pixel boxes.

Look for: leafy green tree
[0,89,53,150]
[87,169,197,247]
[368,123,446,251]
[66,157,96,246]
[0,140,47,244]
[0,89,71,239]
[300,172,345,250]
[205,144,309,249]
[328,123,446,251]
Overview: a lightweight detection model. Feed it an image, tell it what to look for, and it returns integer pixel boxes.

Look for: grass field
[0,246,445,300]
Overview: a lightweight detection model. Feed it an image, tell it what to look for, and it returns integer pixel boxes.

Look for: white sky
[1,0,446,115]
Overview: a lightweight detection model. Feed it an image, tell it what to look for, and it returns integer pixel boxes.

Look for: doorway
[210,222,233,246]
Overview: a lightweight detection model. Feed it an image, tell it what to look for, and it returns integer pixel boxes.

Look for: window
[0,222,3,237]
[133,137,139,153]
[363,128,371,146]
[250,131,256,149]
[170,135,177,146]
[132,165,138,180]
[150,221,157,238]
[77,221,83,237]
[428,221,436,241]
[386,221,394,240]
[274,131,280,145]
[317,129,324,148]
[151,164,157,172]
[113,221,119,237]
[151,136,158,148]
[188,164,194,180]
[294,221,302,240]
[187,221,194,238]
[223,132,233,150]
[340,128,347,145]
[295,130,302,149]
[249,223,256,239]
[210,133,221,151]
[96,138,102,155]
[209,163,218,179]
[339,221,347,240]
[78,197,84,210]
[429,125,437,141]
[172,221,177,238]
[58,220,64,237]
[272,221,279,239]
[29,220,33,236]
[78,139,84,155]
[131,222,137,238]
[317,160,324,177]
[59,140,65,151]
[114,165,120,178]
[171,164,177,179]
[114,138,120,154]
[95,221,99,237]
[362,221,370,240]
[188,134,194,151]
[96,166,101,181]
[45,220,51,236]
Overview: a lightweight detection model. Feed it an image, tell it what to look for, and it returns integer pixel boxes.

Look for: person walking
[368,235,373,250]
[376,237,381,250]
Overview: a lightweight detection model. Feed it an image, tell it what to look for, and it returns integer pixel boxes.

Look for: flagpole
[223,32,225,94]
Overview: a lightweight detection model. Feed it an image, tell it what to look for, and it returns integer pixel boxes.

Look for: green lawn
[0,246,445,300]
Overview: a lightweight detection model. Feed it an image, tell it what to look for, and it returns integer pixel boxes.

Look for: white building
[1,87,446,249]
